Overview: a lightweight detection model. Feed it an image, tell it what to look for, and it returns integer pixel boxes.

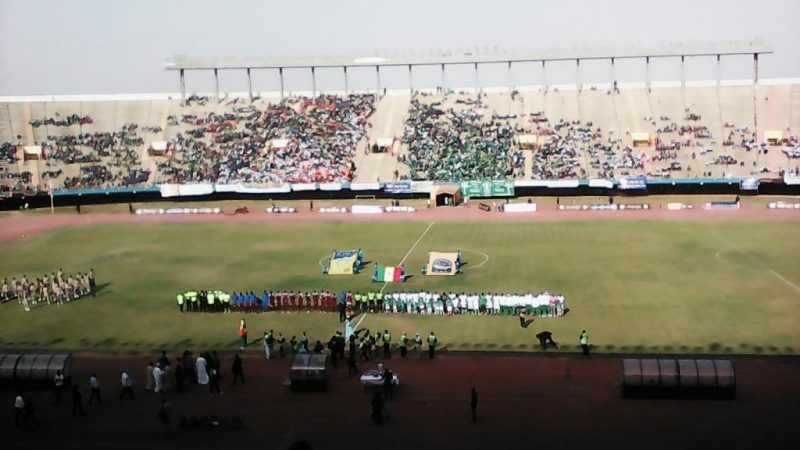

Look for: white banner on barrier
[319,207,349,213]
[513,180,549,187]
[178,184,214,196]
[588,179,615,189]
[410,181,435,193]
[237,184,291,194]
[784,174,800,185]
[503,203,537,213]
[350,182,381,191]
[547,180,580,188]
[291,183,317,192]
[214,184,240,193]
[318,182,343,191]
[351,204,384,214]
[159,184,181,198]
[384,206,417,213]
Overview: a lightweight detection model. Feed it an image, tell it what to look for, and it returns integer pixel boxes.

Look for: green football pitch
[1,219,799,355]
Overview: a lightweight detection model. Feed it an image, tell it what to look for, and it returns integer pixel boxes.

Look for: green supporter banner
[460,180,515,197]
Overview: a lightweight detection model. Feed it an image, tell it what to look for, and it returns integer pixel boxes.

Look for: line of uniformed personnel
[176,290,233,313]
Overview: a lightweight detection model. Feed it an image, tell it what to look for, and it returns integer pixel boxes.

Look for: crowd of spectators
[402,95,524,181]
[29,114,92,128]
[157,94,375,184]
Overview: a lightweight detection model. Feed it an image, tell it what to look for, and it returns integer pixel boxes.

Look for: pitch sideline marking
[712,230,800,295]
[380,221,437,294]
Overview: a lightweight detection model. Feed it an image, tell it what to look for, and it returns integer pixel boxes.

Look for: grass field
[1,219,799,355]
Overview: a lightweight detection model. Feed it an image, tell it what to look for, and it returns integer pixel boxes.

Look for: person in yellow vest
[579,330,590,355]
[176,293,185,312]
[398,332,408,358]
[382,330,392,358]
[367,292,376,312]
[427,331,438,359]
[375,292,384,312]
[206,291,215,313]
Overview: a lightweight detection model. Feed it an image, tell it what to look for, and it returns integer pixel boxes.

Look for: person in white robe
[196,355,209,385]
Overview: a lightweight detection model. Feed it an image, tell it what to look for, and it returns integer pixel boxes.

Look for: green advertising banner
[460,180,515,197]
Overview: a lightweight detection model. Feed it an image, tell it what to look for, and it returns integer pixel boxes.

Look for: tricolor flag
[373,265,404,282]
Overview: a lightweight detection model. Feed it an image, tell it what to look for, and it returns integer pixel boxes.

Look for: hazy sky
[1,0,799,95]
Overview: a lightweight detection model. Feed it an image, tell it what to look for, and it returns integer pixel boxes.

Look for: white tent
[517,134,538,149]
[764,130,782,145]
[23,145,42,160]
[631,132,650,147]
[149,141,168,156]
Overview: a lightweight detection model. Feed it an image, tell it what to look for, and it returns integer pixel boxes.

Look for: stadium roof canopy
[165,40,772,101]
[166,41,771,71]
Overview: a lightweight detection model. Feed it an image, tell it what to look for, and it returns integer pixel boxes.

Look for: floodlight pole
[376,66,381,96]
[213,68,220,101]
[716,54,721,87]
[279,67,285,100]
[311,66,316,98]
[343,66,348,95]
[645,56,651,93]
[474,63,480,94]
[680,55,686,89]
[507,61,512,92]
[441,64,446,93]
[753,53,759,86]
[542,60,547,92]
[246,68,253,102]
[179,69,186,102]
[576,59,581,92]
[409,65,413,94]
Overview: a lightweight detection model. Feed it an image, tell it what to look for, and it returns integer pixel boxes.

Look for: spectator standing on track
[278,333,286,358]
[88,373,102,405]
[414,333,423,356]
[238,319,248,350]
[580,330,590,355]
[471,387,478,422]
[120,370,134,401]
[209,366,223,395]
[231,354,245,385]
[371,391,385,425]
[153,364,163,393]
[196,354,209,385]
[14,394,25,427]
[145,362,155,391]
[382,330,392,359]
[157,399,172,435]
[174,359,185,394]
[347,348,358,376]
[71,385,86,417]
[398,332,408,358]
[264,330,275,359]
[88,268,96,296]
[428,331,438,359]
[53,370,65,405]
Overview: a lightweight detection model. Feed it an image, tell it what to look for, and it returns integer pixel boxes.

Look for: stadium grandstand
[2,85,799,196]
